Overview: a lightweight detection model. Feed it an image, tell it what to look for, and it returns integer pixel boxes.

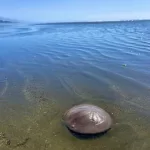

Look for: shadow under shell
[67,127,110,139]
[63,104,113,135]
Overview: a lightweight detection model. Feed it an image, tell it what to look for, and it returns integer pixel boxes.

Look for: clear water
[0,21,150,150]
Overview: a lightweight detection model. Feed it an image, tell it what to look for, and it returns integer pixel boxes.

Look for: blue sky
[0,0,150,22]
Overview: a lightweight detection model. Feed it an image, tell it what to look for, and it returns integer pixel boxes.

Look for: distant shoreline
[0,19,150,25]
[34,19,150,25]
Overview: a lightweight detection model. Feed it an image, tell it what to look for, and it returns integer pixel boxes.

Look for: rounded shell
[63,104,112,134]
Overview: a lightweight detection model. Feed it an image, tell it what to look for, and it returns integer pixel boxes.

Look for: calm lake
[0,21,150,150]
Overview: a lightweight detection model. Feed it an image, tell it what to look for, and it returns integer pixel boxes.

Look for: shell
[63,104,112,134]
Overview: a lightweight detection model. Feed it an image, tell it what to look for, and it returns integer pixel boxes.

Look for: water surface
[0,21,150,150]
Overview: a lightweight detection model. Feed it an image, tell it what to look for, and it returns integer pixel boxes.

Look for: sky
[0,0,150,23]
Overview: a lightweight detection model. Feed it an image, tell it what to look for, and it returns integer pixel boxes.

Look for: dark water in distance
[0,21,150,150]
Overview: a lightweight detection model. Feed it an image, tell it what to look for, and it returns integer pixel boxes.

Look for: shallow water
[0,21,150,150]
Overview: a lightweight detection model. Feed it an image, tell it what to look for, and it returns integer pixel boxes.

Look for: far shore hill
[0,17,18,23]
